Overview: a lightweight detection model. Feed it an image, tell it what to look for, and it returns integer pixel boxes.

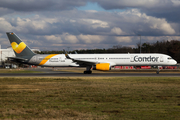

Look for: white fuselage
[29,53,177,67]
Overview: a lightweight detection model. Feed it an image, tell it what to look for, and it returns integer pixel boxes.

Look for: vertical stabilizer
[6,32,35,57]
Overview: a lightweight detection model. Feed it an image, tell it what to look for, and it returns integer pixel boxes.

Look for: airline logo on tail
[11,42,26,54]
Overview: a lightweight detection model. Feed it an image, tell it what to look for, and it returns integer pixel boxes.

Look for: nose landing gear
[156,66,161,74]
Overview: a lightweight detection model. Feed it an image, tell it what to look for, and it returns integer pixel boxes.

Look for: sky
[0,0,180,51]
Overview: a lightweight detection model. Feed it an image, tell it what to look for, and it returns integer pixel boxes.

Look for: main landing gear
[84,71,92,74]
[156,66,161,74]
[84,66,92,74]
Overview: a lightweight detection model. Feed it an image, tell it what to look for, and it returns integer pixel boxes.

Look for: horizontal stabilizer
[7,57,28,63]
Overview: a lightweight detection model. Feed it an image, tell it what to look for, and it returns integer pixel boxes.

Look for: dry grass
[0,77,180,119]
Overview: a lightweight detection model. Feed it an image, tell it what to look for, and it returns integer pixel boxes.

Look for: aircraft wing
[64,50,98,66]
[7,57,28,63]
[64,50,116,67]
[70,58,97,66]
[66,54,98,66]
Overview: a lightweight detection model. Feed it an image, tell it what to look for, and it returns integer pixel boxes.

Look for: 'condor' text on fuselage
[134,56,159,62]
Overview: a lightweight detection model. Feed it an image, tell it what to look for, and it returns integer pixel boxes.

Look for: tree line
[36,40,180,63]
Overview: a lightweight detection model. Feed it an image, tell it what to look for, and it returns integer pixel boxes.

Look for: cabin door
[130,55,134,62]
[160,56,163,62]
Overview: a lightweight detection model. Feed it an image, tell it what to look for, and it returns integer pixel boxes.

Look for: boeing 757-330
[6,32,177,74]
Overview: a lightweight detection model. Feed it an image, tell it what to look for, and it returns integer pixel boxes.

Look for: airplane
[6,32,177,74]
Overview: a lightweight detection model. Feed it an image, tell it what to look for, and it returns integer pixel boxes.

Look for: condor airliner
[6,32,177,74]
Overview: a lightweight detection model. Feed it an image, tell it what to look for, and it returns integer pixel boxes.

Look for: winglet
[63,49,71,59]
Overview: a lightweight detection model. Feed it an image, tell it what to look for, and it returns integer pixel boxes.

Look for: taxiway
[0,72,180,77]
[1,68,180,77]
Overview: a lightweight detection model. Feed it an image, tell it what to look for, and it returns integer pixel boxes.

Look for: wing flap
[72,59,97,66]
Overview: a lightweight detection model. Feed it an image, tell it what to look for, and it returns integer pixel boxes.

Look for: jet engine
[93,63,110,71]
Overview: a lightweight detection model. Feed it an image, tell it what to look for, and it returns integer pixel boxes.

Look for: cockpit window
[168,57,172,60]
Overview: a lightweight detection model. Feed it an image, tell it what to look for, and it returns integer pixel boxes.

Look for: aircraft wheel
[156,71,159,74]
[84,71,92,74]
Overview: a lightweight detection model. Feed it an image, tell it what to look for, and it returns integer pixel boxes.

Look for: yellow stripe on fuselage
[39,54,58,66]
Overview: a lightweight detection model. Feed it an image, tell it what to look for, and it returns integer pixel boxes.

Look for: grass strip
[0,77,180,119]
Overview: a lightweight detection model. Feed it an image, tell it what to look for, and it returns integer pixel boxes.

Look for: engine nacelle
[93,63,110,71]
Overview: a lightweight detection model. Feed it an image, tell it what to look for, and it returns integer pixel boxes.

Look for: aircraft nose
[173,60,177,65]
